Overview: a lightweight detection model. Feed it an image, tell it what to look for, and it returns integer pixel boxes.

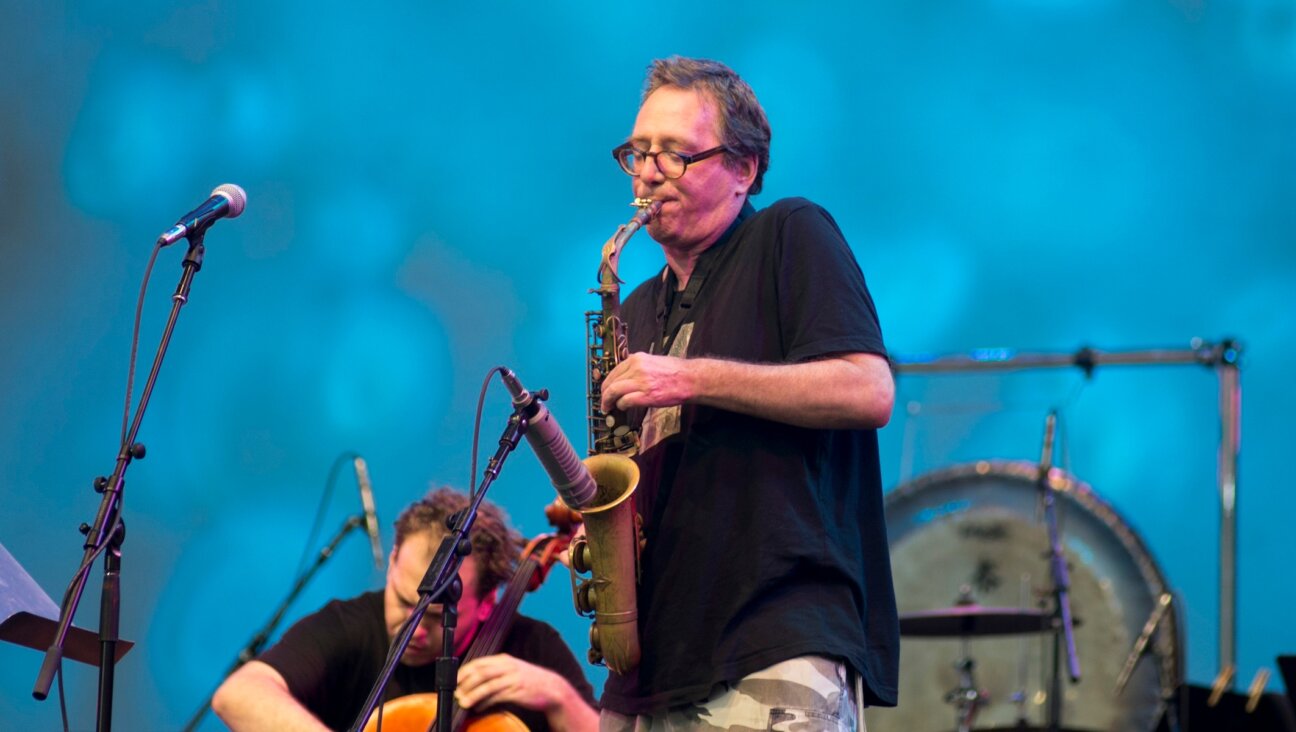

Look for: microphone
[353,456,384,570]
[1038,411,1056,477]
[157,183,247,246]
[500,367,598,509]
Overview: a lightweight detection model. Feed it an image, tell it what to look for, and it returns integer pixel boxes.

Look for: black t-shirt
[257,591,596,731]
[599,197,899,714]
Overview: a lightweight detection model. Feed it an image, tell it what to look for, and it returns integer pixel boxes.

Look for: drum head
[868,461,1181,732]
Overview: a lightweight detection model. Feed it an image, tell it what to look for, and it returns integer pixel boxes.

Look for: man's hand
[455,654,564,712]
[600,352,695,413]
[456,654,597,732]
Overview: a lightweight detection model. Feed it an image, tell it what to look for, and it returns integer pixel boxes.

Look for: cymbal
[898,604,1054,637]
[972,727,1098,732]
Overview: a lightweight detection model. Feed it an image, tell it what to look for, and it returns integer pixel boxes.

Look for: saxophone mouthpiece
[629,198,663,226]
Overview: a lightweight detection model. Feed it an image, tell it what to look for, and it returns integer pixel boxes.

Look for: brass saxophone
[565,197,661,674]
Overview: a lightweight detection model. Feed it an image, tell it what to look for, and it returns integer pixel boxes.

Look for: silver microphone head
[211,183,247,218]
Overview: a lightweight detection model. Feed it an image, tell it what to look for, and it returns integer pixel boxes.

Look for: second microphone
[500,367,598,510]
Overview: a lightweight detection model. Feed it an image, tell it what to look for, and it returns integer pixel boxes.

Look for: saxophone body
[566,198,660,674]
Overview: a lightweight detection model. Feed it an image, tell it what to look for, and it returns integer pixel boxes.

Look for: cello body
[361,693,526,732]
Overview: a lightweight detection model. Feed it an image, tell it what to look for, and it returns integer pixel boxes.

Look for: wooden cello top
[361,693,527,732]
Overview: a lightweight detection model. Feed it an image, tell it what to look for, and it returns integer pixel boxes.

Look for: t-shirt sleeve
[256,599,357,716]
[774,200,886,363]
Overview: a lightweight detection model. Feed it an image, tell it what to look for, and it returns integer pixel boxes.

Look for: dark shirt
[598,197,899,714]
[258,590,596,731]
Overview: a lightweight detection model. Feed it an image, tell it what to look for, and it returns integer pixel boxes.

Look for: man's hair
[393,487,524,599]
[643,55,772,195]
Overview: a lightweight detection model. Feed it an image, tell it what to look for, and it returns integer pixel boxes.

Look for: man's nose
[410,612,438,635]
[637,154,666,184]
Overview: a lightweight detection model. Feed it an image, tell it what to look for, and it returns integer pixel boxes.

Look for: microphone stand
[1037,410,1081,732]
[181,514,368,732]
[33,232,209,732]
[347,409,529,732]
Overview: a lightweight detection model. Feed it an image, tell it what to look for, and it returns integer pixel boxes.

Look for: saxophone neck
[628,198,663,231]
[599,199,662,287]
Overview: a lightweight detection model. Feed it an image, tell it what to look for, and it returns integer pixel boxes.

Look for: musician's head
[642,56,771,196]
[384,487,524,665]
[619,56,770,251]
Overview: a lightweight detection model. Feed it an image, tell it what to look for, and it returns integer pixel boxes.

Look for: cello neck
[462,554,541,665]
[447,534,563,732]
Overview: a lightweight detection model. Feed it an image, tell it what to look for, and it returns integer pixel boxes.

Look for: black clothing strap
[654,200,756,354]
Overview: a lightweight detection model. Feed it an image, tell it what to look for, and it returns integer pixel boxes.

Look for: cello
[363,506,575,732]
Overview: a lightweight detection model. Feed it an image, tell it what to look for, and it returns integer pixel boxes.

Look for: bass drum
[868,461,1182,732]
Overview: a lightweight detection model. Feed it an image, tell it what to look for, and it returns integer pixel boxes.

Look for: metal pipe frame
[891,338,1243,687]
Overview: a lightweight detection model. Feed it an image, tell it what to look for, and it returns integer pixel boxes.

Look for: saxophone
[564,197,661,674]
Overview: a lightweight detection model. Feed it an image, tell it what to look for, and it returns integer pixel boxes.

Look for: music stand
[0,541,132,666]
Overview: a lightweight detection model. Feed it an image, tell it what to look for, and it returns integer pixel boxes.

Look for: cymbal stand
[1011,572,1032,726]
[944,637,987,732]
[1037,411,1081,731]
[1114,592,1173,696]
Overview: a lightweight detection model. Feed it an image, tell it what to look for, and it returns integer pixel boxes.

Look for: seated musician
[212,487,599,732]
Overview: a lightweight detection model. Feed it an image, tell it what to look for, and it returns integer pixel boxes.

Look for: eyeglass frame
[611,142,731,179]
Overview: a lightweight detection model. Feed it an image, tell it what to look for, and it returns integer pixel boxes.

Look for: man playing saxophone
[595,56,898,731]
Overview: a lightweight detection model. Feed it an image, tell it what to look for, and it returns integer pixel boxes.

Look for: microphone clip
[515,388,550,417]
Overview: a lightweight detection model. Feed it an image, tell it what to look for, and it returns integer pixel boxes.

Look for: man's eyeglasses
[612,143,729,179]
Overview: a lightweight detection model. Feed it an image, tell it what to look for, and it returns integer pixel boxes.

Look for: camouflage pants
[600,656,865,732]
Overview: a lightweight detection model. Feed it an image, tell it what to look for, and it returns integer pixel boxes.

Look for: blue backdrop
[2,1,1293,729]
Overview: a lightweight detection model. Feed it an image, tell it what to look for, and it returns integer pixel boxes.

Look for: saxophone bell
[568,453,641,673]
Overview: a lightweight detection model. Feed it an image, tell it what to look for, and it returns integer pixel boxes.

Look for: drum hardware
[1114,592,1173,695]
[1244,669,1271,714]
[1007,690,1029,728]
[1207,664,1236,707]
[879,460,1182,732]
[898,605,1055,637]
[1034,410,1082,732]
[891,339,1241,688]
[945,645,988,732]
[1008,573,1033,728]
[969,720,1099,725]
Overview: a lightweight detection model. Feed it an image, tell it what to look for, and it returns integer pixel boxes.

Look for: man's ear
[385,545,401,581]
[732,154,758,194]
